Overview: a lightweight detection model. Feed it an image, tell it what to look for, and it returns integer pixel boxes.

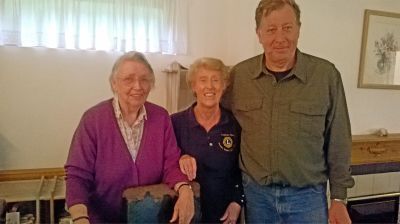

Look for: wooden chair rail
[0,167,65,182]
[1,134,399,181]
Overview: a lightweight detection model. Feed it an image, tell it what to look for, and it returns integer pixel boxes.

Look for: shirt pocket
[289,102,327,138]
[233,98,263,131]
[234,98,263,111]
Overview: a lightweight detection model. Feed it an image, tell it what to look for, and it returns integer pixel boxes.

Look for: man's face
[256,4,300,68]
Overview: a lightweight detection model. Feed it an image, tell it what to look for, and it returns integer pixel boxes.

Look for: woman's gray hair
[255,0,301,30]
[109,51,155,87]
[186,57,229,91]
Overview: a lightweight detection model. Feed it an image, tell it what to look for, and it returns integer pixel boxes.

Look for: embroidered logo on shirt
[218,134,234,151]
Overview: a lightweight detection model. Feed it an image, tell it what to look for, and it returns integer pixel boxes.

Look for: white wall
[297,0,400,135]
[1,0,399,170]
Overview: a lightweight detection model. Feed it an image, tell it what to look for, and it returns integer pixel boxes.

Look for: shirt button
[209,142,213,146]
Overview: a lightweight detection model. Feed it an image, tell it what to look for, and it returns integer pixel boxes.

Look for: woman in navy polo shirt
[171,58,245,223]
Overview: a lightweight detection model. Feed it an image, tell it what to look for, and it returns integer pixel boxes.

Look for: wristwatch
[332,198,348,205]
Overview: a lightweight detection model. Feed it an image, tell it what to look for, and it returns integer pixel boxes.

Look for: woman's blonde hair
[186,57,230,91]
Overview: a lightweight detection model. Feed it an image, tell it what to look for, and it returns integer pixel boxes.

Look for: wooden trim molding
[0,167,65,182]
[1,134,399,182]
[351,133,400,165]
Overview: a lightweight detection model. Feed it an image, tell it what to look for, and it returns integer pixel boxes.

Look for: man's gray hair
[255,0,301,30]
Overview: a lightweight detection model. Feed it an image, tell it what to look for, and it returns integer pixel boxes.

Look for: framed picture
[358,9,400,89]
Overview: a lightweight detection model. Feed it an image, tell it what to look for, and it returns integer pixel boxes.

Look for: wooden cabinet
[351,134,400,165]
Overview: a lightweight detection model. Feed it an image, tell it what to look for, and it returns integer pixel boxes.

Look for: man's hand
[170,185,194,223]
[179,155,197,181]
[220,202,241,224]
[329,200,351,224]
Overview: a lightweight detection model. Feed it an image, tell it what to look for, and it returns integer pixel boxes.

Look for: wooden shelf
[0,168,65,182]
[351,134,400,165]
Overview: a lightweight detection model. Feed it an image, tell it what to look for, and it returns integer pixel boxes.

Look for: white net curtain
[0,0,188,54]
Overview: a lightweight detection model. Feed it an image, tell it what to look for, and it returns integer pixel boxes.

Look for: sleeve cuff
[232,184,246,207]
[330,186,348,200]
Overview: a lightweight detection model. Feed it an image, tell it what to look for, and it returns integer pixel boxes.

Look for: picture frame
[358,9,400,89]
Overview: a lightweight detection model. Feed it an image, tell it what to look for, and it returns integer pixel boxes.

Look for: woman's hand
[69,204,90,224]
[179,154,197,181]
[170,184,194,224]
[220,202,241,224]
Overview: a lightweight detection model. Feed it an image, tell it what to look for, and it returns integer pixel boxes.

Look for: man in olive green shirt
[222,0,354,223]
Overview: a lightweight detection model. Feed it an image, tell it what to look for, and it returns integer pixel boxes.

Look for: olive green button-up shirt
[223,50,354,199]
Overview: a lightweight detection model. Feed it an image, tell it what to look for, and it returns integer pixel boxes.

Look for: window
[0,0,188,54]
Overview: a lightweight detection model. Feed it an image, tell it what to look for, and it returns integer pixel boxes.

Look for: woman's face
[192,68,226,109]
[111,60,152,112]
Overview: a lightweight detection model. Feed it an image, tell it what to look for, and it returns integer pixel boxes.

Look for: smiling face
[111,60,152,113]
[192,68,226,110]
[256,4,300,70]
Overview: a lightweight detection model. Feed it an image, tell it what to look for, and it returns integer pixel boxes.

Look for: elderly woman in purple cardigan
[65,51,194,224]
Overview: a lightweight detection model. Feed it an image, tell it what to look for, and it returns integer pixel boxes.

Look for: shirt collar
[187,104,198,128]
[249,54,265,79]
[112,95,147,121]
[291,49,307,83]
[187,102,229,128]
[252,49,307,84]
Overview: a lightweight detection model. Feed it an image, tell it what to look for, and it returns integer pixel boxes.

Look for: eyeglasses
[118,76,152,87]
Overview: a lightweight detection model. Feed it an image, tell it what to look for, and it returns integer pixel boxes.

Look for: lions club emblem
[220,136,234,151]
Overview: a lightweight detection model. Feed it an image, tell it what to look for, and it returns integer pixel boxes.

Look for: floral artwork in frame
[358,9,400,89]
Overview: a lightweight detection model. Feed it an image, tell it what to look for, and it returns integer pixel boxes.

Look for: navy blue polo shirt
[171,104,245,223]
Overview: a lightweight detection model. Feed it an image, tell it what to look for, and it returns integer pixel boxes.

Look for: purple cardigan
[65,99,187,223]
